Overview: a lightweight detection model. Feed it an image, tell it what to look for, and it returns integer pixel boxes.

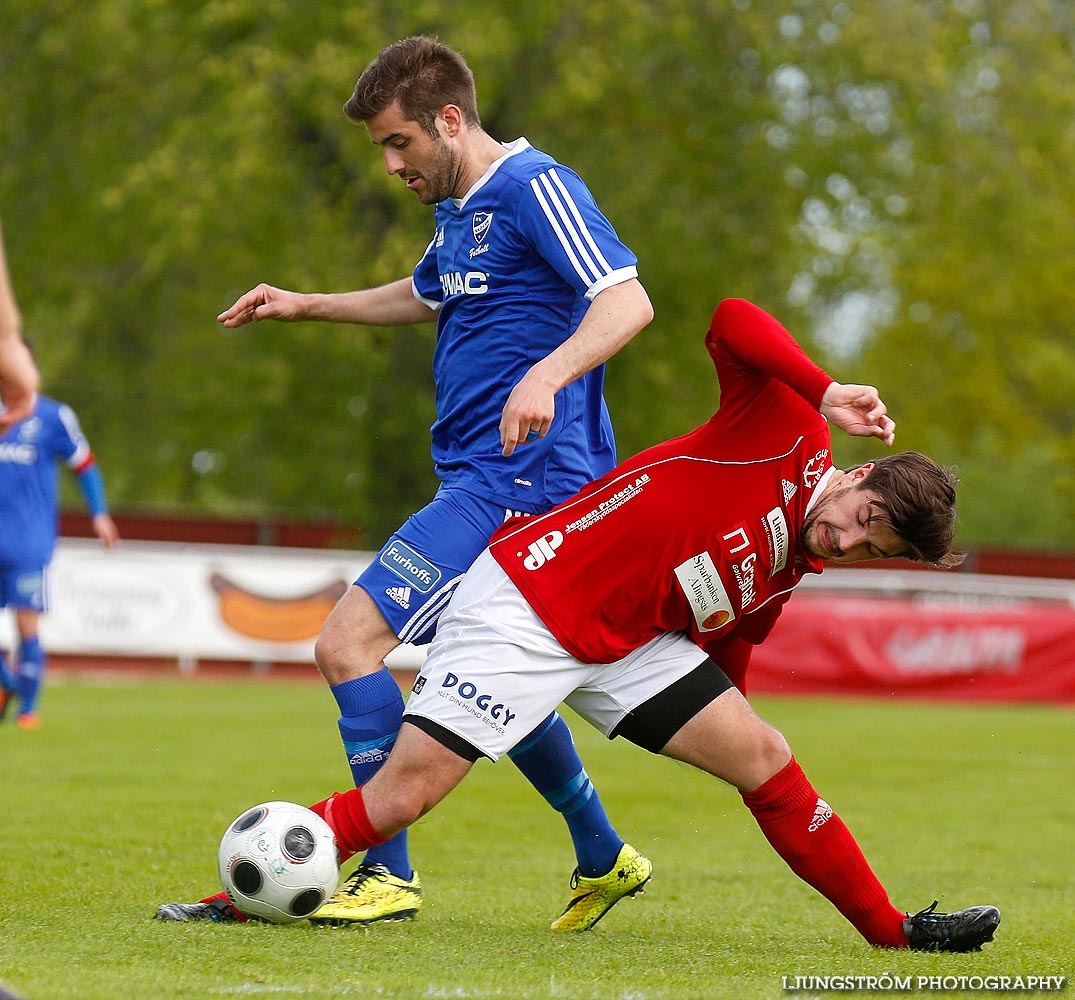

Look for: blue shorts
[356,487,532,647]
[0,566,48,613]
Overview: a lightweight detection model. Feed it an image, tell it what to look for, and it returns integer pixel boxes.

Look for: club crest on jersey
[17,417,41,442]
[803,450,830,488]
[674,551,736,632]
[472,211,493,244]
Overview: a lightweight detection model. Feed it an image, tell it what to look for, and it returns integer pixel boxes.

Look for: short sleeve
[516,165,638,301]
[412,233,443,311]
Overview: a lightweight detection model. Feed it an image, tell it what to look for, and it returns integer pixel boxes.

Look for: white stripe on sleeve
[547,168,614,274]
[58,404,91,468]
[529,176,598,286]
[536,172,605,283]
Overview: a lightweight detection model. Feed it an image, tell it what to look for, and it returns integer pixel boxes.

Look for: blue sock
[15,635,45,715]
[509,712,623,877]
[331,669,411,879]
[0,649,13,691]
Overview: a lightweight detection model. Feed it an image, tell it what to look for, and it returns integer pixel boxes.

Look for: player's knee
[313,590,400,684]
[313,621,380,683]
[312,628,349,681]
[743,723,792,790]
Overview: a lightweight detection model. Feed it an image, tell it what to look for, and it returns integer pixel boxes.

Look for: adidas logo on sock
[808,797,833,832]
[782,478,798,505]
[386,586,412,609]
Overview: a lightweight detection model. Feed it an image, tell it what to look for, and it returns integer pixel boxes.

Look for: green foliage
[0,678,1072,998]
[2,0,1073,547]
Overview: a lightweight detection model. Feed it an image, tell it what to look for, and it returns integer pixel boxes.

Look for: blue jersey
[411,139,639,512]
[0,396,93,568]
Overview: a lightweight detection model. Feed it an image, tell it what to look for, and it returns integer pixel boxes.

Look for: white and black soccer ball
[218,801,339,924]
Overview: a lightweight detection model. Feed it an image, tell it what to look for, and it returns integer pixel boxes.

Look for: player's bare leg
[313,585,399,685]
[659,688,999,951]
[659,686,792,792]
[346,722,475,839]
[304,725,471,926]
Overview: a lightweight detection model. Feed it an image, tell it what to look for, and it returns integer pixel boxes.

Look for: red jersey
[488,298,836,665]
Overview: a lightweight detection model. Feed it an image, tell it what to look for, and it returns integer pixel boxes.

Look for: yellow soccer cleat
[308,861,422,926]
[551,843,652,932]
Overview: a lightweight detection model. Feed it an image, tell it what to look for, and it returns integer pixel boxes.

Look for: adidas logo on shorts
[808,797,833,832]
[386,586,412,610]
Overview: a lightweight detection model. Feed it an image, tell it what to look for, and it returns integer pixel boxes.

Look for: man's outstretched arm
[0,218,39,430]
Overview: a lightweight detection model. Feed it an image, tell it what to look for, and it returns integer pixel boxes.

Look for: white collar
[452,137,532,209]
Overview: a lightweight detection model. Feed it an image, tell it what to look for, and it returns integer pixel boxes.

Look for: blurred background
[3,0,1073,552]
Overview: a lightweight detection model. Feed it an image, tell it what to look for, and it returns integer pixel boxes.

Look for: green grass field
[0,674,1071,1000]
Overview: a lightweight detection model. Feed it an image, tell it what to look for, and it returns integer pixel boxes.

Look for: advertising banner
[6,538,425,669]
[749,591,1075,703]
[8,540,1074,700]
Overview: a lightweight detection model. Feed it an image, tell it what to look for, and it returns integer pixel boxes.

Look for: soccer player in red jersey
[311,298,1001,949]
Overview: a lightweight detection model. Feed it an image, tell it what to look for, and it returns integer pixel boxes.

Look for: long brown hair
[344,36,481,138]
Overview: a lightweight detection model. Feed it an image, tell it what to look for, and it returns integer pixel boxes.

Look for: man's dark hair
[857,452,964,568]
[344,36,480,137]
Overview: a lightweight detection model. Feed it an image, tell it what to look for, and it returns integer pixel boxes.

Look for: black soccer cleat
[156,897,247,923]
[905,900,1001,952]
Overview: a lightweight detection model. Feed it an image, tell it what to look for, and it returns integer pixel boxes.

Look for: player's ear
[439,104,463,136]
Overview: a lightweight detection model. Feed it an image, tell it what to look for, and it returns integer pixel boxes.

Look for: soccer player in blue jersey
[159,36,654,930]
[0,388,119,728]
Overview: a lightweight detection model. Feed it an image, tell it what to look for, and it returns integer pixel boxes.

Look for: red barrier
[750,594,1075,703]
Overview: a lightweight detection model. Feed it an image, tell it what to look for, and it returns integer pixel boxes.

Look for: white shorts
[403,549,708,760]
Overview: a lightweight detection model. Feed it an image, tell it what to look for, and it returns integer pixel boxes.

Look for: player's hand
[820,382,896,446]
[499,369,555,457]
[0,335,39,431]
[93,513,120,549]
[217,284,306,328]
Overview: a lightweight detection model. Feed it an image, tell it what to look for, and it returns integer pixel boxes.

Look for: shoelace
[340,863,391,896]
[909,900,941,923]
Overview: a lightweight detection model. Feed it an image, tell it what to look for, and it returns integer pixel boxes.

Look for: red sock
[198,890,249,921]
[308,788,386,865]
[741,757,908,948]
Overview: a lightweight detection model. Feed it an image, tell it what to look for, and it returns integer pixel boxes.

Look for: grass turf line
[0,676,1071,999]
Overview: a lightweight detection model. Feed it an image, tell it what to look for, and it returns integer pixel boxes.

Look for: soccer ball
[218,801,339,924]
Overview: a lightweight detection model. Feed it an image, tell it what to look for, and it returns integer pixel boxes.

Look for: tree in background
[2,0,1072,547]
